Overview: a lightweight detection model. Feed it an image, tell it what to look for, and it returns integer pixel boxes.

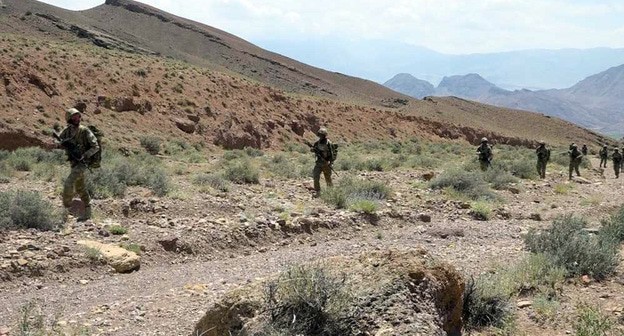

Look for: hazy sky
[39,0,624,54]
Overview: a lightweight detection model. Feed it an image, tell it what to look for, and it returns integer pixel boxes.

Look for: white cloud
[38,0,624,53]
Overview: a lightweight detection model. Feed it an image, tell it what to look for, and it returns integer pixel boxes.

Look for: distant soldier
[309,128,336,197]
[56,108,100,221]
[599,145,608,168]
[535,141,550,179]
[476,137,493,171]
[568,143,583,180]
[613,148,622,178]
[581,144,588,156]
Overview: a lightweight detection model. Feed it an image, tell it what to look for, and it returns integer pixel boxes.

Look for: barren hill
[0,0,608,150]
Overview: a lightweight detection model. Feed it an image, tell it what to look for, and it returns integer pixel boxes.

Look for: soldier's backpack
[86,125,103,169]
[328,142,339,162]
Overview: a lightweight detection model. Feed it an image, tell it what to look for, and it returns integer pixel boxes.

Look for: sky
[38,0,624,54]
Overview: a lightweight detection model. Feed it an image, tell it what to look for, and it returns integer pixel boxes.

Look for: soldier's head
[615,148,620,152]
[65,108,81,126]
[604,145,608,149]
[538,140,545,146]
[480,137,488,144]
[317,127,328,139]
[570,143,577,149]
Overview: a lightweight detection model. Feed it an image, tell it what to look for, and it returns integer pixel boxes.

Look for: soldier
[599,145,608,168]
[581,144,588,156]
[535,141,550,179]
[613,148,622,178]
[568,143,583,180]
[476,137,493,171]
[56,108,100,221]
[310,128,335,197]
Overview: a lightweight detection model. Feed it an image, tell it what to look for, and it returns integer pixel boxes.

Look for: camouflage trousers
[479,160,490,171]
[568,160,581,179]
[62,164,91,208]
[614,162,621,178]
[600,156,608,168]
[313,161,333,194]
[536,159,547,179]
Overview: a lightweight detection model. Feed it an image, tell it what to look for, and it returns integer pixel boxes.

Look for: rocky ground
[1,157,624,336]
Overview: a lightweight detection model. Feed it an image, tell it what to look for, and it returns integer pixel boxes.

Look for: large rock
[77,240,140,273]
[174,118,196,133]
[192,249,464,336]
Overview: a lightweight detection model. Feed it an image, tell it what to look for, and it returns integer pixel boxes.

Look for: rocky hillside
[0,0,608,151]
[385,66,624,136]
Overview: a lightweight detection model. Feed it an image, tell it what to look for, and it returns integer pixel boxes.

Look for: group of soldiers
[55,107,623,221]
[476,137,624,180]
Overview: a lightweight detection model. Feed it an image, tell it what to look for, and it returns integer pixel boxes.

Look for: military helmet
[317,127,328,136]
[603,144,608,148]
[481,137,488,143]
[571,143,577,148]
[538,140,545,145]
[615,148,620,152]
[65,108,81,122]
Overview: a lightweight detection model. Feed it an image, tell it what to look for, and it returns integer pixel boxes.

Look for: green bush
[139,136,161,155]
[574,304,614,336]
[483,167,519,190]
[223,159,260,184]
[599,205,624,242]
[244,146,264,157]
[501,253,566,297]
[462,277,511,331]
[222,149,247,161]
[322,177,392,209]
[109,225,128,235]
[429,168,497,201]
[264,264,355,336]
[193,173,230,192]
[470,201,492,221]
[0,190,62,231]
[348,199,378,214]
[524,215,619,280]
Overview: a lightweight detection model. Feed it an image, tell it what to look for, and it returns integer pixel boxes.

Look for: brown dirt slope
[0,0,609,150]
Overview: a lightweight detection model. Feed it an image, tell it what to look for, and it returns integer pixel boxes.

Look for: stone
[77,240,140,273]
[74,101,88,113]
[421,172,435,181]
[17,258,28,266]
[187,114,200,123]
[529,213,542,221]
[174,118,196,133]
[508,187,521,194]
[581,275,592,286]
[417,213,432,223]
[573,176,592,184]
[517,300,533,308]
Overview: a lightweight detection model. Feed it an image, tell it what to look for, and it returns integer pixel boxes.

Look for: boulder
[192,249,464,336]
[174,118,196,134]
[77,240,140,273]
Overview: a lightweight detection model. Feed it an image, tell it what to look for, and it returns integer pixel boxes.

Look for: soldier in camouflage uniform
[57,108,100,221]
[476,137,493,171]
[311,128,335,197]
[581,144,588,156]
[568,143,583,180]
[535,141,550,179]
[613,148,622,178]
[599,145,608,168]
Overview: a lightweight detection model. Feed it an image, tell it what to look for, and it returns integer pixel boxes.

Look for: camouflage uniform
[613,149,622,178]
[568,144,582,180]
[535,142,550,179]
[311,128,335,196]
[599,146,608,168]
[59,109,99,220]
[476,138,493,171]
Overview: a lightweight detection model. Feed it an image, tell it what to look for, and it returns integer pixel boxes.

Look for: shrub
[264,264,355,336]
[462,277,511,331]
[599,205,624,242]
[223,159,259,184]
[321,177,392,209]
[524,215,619,279]
[193,173,229,192]
[0,190,62,231]
[244,146,264,157]
[108,225,128,235]
[429,168,497,201]
[501,253,566,297]
[470,201,492,221]
[348,199,378,214]
[532,294,560,324]
[139,136,161,155]
[222,149,247,161]
[483,167,519,190]
[574,304,613,336]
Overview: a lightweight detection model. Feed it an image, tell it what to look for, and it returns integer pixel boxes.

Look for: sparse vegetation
[470,201,492,220]
[524,215,619,280]
[429,168,497,201]
[223,159,260,184]
[0,190,62,231]
[193,173,230,192]
[140,136,162,155]
[321,177,392,209]
[574,304,614,336]
[108,225,128,235]
[462,277,512,331]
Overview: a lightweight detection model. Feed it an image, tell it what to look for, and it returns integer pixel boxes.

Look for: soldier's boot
[78,205,92,222]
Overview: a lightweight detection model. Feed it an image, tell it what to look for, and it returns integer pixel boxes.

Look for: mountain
[0,0,607,150]
[383,74,434,99]
[384,65,624,135]
[256,38,624,90]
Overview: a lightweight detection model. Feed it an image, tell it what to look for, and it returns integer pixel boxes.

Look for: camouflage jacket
[568,148,583,162]
[536,146,550,161]
[58,125,99,165]
[476,144,493,162]
[599,148,608,158]
[613,152,623,164]
[312,138,335,163]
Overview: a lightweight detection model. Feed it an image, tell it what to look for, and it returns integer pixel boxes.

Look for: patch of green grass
[108,225,128,235]
[574,304,613,336]
[554,183,574,195]
[470,201,492,221]
[193,173,230,192]
[430,168,497,201]
[348,199,378,214]
[321,177,392,209]
[532,294,560,324]
[85,247,102,262]
[120,243,142,255]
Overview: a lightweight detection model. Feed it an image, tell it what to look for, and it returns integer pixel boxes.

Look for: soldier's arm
[83,129,100,159]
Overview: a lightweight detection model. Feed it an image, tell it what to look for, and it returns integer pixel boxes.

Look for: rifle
[53,131,88,168]
[304,140,339,177]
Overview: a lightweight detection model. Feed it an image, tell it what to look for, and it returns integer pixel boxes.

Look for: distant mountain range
[384,64,624,136]
[256,38,624,90]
